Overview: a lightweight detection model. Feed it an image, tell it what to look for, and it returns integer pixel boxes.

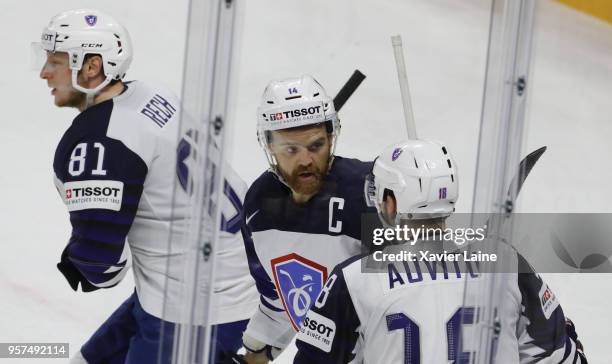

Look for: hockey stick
[333,70,366,112]
[505,146,547,212]
[391,35,417,140]
[476,147,547,238]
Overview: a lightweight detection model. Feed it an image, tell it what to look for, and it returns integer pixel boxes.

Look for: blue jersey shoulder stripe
[241,223,278,301]
[260,296,284,312]
[70,210,135,226]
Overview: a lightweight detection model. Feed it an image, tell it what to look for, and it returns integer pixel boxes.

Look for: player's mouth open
[298,172,315,180]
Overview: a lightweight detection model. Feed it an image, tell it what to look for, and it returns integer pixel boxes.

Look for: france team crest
[271,253,328,330]
[391,147,404,161]
[84,15,97,26]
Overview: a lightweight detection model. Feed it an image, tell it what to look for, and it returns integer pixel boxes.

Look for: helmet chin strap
[264,149,292,189]
[71,70,113,109]
[327,128,340,173]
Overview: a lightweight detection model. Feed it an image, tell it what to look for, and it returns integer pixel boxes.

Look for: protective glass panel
[511,2,612,363]
[461,0,538,362]
[160,0,243,363]
[463,0,612,363]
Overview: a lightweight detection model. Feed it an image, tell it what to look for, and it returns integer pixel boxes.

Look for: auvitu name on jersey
[387,259,479,289]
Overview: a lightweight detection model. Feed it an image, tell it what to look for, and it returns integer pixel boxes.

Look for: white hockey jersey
[53,81,257,324]
[295,243,586,363]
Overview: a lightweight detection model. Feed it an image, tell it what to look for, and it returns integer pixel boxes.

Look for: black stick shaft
[334,70,366,111]
[508,146,547,199]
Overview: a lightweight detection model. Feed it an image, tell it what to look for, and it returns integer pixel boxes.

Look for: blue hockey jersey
[241,157,375,350]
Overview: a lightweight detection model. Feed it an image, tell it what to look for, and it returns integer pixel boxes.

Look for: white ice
[1,0,610,362]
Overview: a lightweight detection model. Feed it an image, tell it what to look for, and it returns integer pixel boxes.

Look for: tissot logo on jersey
[62,180,123,212]
[297,311,336,353]
[539,283,560,319]
[303,316,334,337]
[65,186,121,199]
[542,289,552,305]
[271,253,328,330]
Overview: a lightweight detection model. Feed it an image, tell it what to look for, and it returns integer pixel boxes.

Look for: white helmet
[365,139,458,226]
[38,9,133,95]
[256,75,340,172]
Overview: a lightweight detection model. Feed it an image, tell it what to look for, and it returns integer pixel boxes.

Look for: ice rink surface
[1,0,611,362]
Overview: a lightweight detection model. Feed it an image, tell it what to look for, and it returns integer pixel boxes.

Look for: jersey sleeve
[294,265,361,364]
[241,209,296,350]
[241,218,278,301]
[54,135,148,292]
[516,256,587,363]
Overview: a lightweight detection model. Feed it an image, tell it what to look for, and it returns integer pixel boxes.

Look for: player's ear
[383,189,397,221]
[82,55,104,80]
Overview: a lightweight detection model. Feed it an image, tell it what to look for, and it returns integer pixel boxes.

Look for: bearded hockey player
[294,140,587,363]
[240,75,375,363]
[37,9,257,363]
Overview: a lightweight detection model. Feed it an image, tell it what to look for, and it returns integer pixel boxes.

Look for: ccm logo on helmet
[269,106,321,121]
[302,317,334,337]
[81,43,104,48]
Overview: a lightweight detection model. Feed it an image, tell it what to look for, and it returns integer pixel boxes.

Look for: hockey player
[37,9,257,363]
[239,75,375,363]
[294,140,587,363]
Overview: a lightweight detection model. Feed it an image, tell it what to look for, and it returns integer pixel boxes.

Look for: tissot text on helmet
[269,106,322,121]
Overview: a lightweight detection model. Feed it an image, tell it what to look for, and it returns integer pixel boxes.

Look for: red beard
[279,162,327,198]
